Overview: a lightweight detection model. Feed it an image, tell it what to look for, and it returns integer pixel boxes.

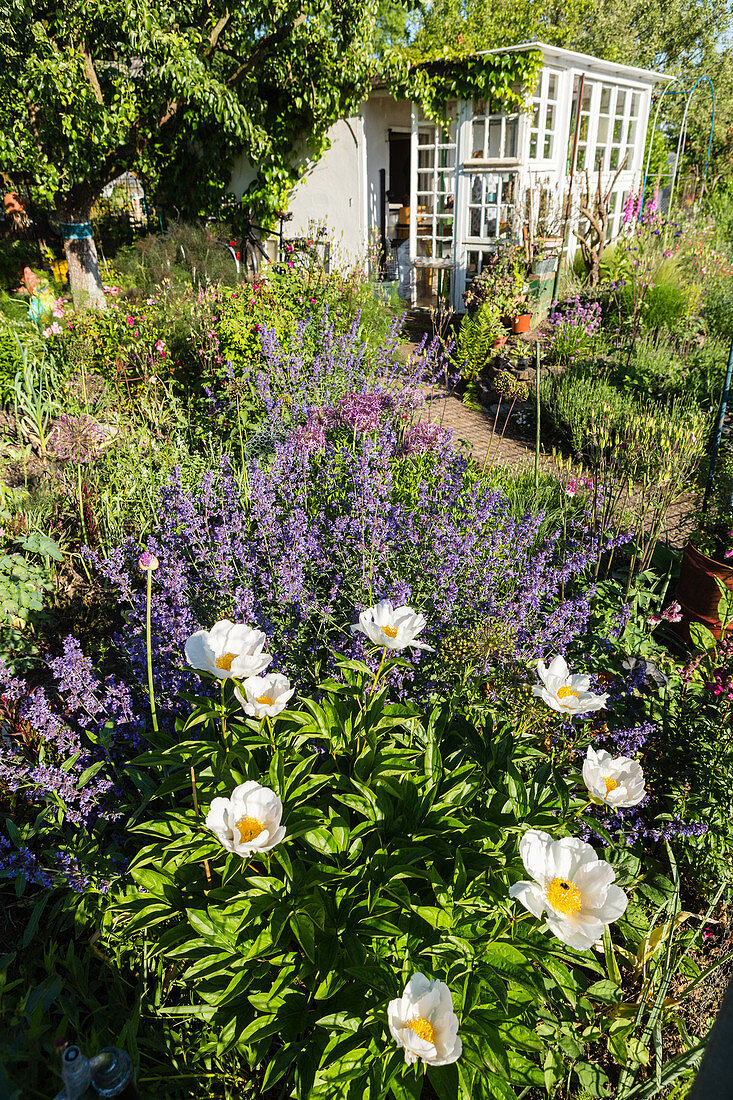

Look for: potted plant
[676,442,733,640]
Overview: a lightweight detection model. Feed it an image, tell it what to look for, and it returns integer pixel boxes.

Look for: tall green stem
[145,567,160,738]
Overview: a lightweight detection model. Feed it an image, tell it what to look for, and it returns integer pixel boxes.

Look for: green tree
[0,0,393,306]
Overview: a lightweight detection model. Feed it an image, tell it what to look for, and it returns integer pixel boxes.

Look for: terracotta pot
[491,334,509,350]
[675,542,733,640]
[511,313,532,334]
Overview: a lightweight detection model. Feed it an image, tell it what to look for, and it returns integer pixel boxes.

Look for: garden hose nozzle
[53,1045,132,1100]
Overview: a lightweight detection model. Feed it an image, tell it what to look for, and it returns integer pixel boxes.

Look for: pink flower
[42,322,63,337]
[138,551,159,571]
[155,339,166,357]
[662,601,683,623]
[565,478,579,497]
[126,315,135,326]
[287,261,294,269]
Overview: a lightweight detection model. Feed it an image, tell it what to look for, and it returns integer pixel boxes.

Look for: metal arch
[639,74,715,216]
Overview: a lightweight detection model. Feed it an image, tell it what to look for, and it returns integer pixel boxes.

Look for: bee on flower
[509,830,628,950]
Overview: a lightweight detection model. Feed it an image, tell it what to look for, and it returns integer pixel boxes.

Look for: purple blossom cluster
[250,310,443,425]
[95,427,630,710]
[47,414,106,464]
[0,636,143,891]
[400,422,454,456]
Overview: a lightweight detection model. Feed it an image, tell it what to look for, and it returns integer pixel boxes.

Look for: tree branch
[225,13,306,88]
[207,9,232,53]
[83,48,104,104]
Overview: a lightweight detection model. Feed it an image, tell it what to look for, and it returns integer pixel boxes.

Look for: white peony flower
[533,655,608,715]
[184,620,272,680]
[351,599,433,652]
[582,746,646,808]
[509,829,628,951]
[205,781,286,857]
[387,973,462,1066]
[235,672,295,718]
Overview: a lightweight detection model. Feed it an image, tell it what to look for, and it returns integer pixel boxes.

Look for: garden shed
[253,42,671,310]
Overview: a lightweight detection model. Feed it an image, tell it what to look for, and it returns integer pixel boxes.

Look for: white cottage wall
[286,118,367,263]
[229,118,367,265]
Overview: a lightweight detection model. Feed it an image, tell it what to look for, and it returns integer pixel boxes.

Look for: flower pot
[491,334,509,350]
[675,541,733,641]
[531,256,558,275]
[511,313,532,334]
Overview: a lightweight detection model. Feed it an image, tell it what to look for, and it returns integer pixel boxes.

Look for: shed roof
[483,41,672,85]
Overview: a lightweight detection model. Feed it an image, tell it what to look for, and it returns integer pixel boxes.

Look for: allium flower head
[509,829,628,950]
[336,391,390,432]
[400,422,453,456]
[388,974,462,1066]
[138,551,159,572]
[48,414,105,464]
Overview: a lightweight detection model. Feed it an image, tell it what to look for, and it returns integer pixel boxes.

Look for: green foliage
[455,301,503,385]
[109,659,710,1098]
[0,523,62,667]
[0,0,392,225]
[703,279,733,341]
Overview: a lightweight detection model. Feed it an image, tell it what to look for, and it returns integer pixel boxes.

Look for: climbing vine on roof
[387,47,544,124]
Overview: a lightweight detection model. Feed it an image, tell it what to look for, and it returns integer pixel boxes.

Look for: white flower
[351,599,433,651]
[509,829,628,950]
[205,781,286,857]
[533,655,608,715]
[582,746,646,808]
[184,620,272,680]
[235,672,295,718]
[387,973,462,1066]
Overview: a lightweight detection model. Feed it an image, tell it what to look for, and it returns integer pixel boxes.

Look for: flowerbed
[0,238,732,1099]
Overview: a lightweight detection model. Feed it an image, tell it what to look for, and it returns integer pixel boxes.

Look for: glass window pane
[617,89,627,115]
[505,118,518,157]
[631,93,640,117]
[577,146,586,169]
[597,116,609,143]
[530,134,538,158]
[544,133,553,158]
[595,147,606,170]
[546,104,555,133]
[600,86,611,113]
[610,147,619,169]
[532,104,540,127]
[613,118,623,142]
[472,120,486,157]
[627,119,637,144]
[548,73,558,100]
[582,85,592,111]
[488,121,502,157]
[579,115,589,141]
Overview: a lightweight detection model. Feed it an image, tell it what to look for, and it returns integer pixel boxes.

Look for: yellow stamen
[382,624,399,639]
[546,877,583,916]
[216,652,237,672]
[407,1017,435,1045]
[557,685,579,701]
[256,695,275,706]
[235,816,264,844]
[604,776,620,796]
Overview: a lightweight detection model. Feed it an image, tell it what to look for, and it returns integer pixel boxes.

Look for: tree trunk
[60,205,107,310]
